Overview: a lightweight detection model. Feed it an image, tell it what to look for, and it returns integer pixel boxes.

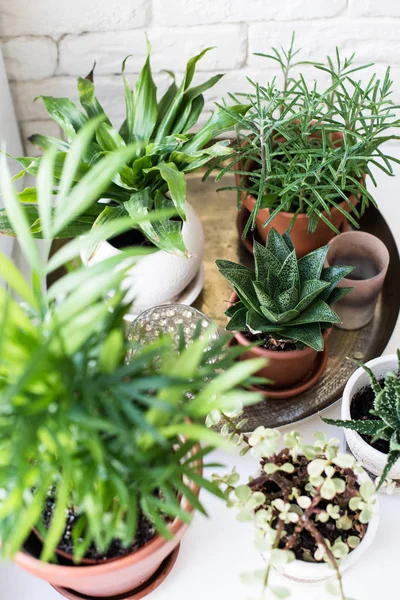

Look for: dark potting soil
[42,498,157,562]
[109,227,154,250]
[251,451,366,562]
[350,379,390,454]
[242,331,297,352]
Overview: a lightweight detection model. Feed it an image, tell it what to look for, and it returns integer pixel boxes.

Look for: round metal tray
[189,174,400,429]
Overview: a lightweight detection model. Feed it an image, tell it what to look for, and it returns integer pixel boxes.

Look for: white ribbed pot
[81,202,204,318]
[262,469,379,584]
[342,354,400,481]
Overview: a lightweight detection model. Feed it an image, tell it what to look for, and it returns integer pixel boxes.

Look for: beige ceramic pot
[326,231,390,330]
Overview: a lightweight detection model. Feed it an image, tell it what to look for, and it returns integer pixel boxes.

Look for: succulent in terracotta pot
[216,228,353,389]
[0,39,249,313]
[324,352,400,489]
[211,418,379,600]
[0,146,265,599]
[210,33,400,256]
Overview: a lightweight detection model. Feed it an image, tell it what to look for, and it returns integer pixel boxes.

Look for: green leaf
[0,153,41,272]
[320,265,354,302]
[252,281,277,311]
[122,56,135,143]
[28,134,69,152]
[289,300,341,326]
[282,323,324,351]
[253,240,281,282]
[183,104,250,153]
[38,96,88,137]
[266,228,291,263]
[95,122,126,151]
[295,280,330,312]
[133,38,158,144]
[323,418,385,436]
[0,250,38,308]
[78,74,109,120]
[216,260,259,314]
[144,161,186,221]
[41,476,70,562]
[298,246,329,282]
[375,374,400,429]
[37,146,56,239]
[377,449,400,489]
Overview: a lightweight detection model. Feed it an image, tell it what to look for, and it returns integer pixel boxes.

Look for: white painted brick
[152,0,347,26]
[10,73,171,123]
[349,0,400,17]
[1,37,57,81]
[0,0,149,37]
[249,21,400,67]
[20,120,62,157]
[58,26,247,76]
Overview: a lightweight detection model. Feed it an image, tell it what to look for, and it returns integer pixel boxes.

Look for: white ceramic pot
[263,469,379,584]
[82,202,204,318]
[342,354,400,481]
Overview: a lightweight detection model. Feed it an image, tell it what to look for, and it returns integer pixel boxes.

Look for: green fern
[216,228,353,351]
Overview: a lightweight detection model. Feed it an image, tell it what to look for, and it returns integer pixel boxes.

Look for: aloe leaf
[225,305,247,331]
[296,280,330,312]
[252,281,277,312]
[144,161,186,221]
[298,246,329,282]
[278,249,299,289]
[225,300,246,318]
[282,322,324,351]
[323,418,385,436]
[133,38,158,145]
[288,299,341,326]
[216,260,259,314]
[320,265,354,302]
[375,375,400,429]
[246,309,284,333]
[253,241,280,282]
[327,286,354,305]
[275,284,299,312]
[265,228,291,263]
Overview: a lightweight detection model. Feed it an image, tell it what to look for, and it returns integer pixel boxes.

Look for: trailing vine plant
[207,410,377,600]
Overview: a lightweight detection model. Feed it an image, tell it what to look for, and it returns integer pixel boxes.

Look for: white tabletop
[1,149,400,600]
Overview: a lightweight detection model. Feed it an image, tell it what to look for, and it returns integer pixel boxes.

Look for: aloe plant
[216,228,353,351]
[324,352,400,489]
[1,40,249,255]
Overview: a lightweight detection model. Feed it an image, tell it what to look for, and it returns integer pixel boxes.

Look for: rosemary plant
[210,33,400,238]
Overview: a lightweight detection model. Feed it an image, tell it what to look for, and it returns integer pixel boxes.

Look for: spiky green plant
[0,40,249,254]
[216,228,353,351]
[0,137,265,563]
[324,352,400,489]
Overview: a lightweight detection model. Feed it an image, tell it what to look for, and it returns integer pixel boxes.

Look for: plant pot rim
[326,230,390,286]
[14,450,202,577]
[342,354,398,461]
[228,291,329,357]
[261,467,379,580]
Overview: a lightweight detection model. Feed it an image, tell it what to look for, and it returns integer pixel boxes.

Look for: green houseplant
[211,33,400,256]
[211,420,379,600]
[0,142,264,598]
[324,352,400,489]
[0,40,249,314]
[216,227,352,390]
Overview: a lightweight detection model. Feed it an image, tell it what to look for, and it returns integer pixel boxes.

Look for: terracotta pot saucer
[237,206,352,255]
[51,545,180,600]
[247,344,328,400]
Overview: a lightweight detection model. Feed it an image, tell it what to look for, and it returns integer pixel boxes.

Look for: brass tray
[189,173,400,429]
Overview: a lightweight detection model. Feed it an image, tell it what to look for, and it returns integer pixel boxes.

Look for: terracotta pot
[326,231,390,330]
[235,128,360,257]
[342,355,400,483]
[13,458,201,598]
[228,292,329,389]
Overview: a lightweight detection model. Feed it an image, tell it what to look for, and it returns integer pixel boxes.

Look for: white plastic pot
[261,469,379,584]
[342,354,400,481]
[82,202,204,319]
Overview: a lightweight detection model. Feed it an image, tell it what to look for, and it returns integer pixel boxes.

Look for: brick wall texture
[1,0,400,154]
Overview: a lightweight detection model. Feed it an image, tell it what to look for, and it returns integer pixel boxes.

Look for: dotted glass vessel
[126,304,218,359]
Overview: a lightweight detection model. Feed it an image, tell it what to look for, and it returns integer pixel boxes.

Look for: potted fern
[0,146,264,599]
[212,421,379,600]
[324,353,400,489]
[213,34,400,256]
[0,40,248,316]
[216,228,353,393]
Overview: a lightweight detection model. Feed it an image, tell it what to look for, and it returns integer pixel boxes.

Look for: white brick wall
[2,0,400,151]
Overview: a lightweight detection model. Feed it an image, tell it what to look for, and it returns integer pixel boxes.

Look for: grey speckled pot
[326,231,389,330]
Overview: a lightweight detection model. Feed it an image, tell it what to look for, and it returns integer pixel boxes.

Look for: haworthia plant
[1,40,249,255]
[324,351,400,489]
[216,228,353,351]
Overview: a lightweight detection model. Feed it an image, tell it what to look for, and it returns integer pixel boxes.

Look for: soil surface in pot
[242,331,297,352]
[42,498,157,562]
[251,450,366,563]
[350,379,392,454]
[109,228,155,250]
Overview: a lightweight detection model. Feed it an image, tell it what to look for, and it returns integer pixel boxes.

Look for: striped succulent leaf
[2,41,249,255]
[324,350,400,489]
[216,228,353,352]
